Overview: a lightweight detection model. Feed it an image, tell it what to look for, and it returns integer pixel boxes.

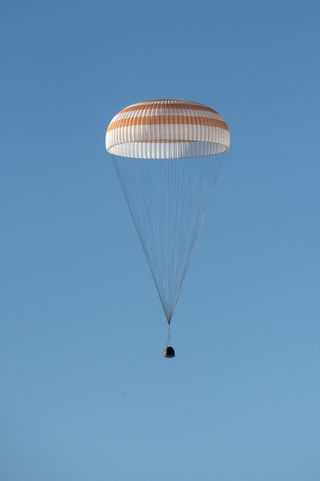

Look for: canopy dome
[106,99,230,159]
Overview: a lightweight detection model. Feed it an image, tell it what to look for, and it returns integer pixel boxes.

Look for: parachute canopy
[106,99,230,327]
[106,99,230,159]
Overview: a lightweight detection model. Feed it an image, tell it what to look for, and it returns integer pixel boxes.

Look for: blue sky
[1,0,320,480]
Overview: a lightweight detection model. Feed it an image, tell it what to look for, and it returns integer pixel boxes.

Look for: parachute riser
[164,324,175,358]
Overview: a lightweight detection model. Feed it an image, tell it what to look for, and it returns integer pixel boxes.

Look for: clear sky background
[1,1,320,480]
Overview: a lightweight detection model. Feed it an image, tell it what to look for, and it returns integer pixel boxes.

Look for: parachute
[106,99,230,356]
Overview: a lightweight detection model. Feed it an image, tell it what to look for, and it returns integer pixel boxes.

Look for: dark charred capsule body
[164,346,175,358]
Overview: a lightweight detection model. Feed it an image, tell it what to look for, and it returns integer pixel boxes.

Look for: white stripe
[106,125,230,149]
[122,99,203,108]
[107,140,228,159]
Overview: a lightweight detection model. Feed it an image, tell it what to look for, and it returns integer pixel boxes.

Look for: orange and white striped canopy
[106,99,230,159]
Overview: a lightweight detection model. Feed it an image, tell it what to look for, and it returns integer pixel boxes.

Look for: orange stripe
[108,116,228,131]
[120,103,218,114]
